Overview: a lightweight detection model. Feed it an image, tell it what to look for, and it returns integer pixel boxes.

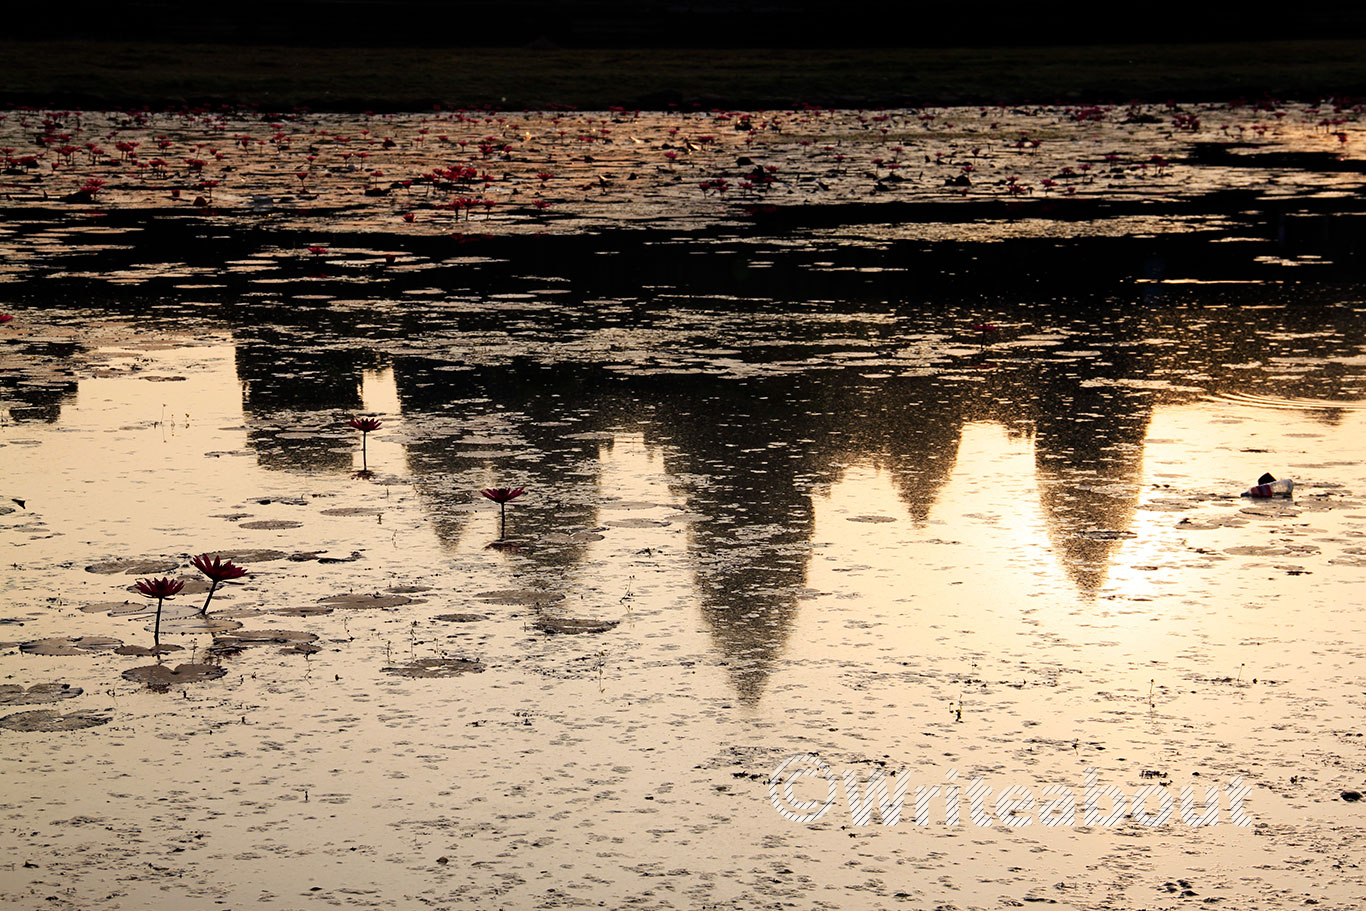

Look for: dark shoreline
[4,40,1366,111]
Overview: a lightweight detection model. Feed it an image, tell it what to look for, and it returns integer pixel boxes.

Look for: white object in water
[1242,478,1294,498]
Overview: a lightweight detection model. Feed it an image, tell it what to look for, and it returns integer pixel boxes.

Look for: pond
[2,102,1366,909]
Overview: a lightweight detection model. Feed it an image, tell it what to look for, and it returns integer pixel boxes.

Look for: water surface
[1,102,1366,910]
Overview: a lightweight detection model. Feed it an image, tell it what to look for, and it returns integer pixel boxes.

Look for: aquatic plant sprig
[135,576,184,647]
[191,553,248,616]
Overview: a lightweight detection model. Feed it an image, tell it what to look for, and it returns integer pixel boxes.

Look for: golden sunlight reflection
[24,342,249,552]
[358,366,402,473]
[795,422,1057,666]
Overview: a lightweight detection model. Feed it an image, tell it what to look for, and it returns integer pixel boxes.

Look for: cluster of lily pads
[1,418,534,718]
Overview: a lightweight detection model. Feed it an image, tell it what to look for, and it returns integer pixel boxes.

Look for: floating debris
[1242,474,1295,498]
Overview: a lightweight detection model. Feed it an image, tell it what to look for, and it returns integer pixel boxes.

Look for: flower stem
[200,579,219,617]
[499,501,506,539]
[362,431,369,471]
[154,596,164,648]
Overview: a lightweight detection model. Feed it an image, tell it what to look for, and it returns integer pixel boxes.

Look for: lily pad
[541,530,606,544]
[604,517,671,529]
[1176,515,1248,530]
[238,519,304,530]
[533,617,619,635]
[1139,498,1197,512]
[317,551,365,564]
[434,613,488,623]
[1225,544,1320,557]
[202,548,289,563]
[475,589,564,606]
[80,601,144,615]
[85,557,179,575]
[20,636,123,656]
[124,578,212,596]
[271,605,335,617]
[213,630,318,648]
[206,607,268,619]
[114,644,184,656]
[319,593,417,610]
[484,540,527,553]
[1075,529,1137,540]
[121,664,227,686]
[0,709,112,732]
[319,507,383,516]
[0,683,83,705]
[847,515,898,523]
[382,657,485,677]
[157,615,244,633]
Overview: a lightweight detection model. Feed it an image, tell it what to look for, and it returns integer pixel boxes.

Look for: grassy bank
[3,40,1366,110]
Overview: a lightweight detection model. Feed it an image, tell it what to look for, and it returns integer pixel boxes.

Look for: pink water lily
[481,487,525,538]
[192,553,247,582]
[480,487,525,503]
[135,577,184,646]
[191,554,248,616]
[348,417,382,471]
[136,577,185,599]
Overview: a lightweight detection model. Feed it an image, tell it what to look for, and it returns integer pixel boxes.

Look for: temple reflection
[207,284,1366,702]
